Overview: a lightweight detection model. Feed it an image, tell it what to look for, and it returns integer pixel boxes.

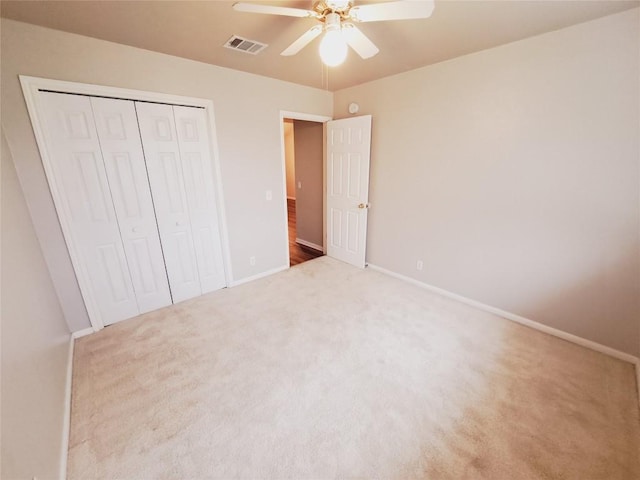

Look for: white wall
[1,18,333,332]
[334,9,640,356]
[1,129,71,479]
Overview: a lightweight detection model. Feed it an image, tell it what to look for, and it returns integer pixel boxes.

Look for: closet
[36,91,226,326]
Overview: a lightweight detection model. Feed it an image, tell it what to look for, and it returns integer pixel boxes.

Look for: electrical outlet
[250,256,256,266]
[416,260,423,271]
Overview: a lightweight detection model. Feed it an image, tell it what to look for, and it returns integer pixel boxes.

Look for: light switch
[266,190,272,201]
[298,181,302,189]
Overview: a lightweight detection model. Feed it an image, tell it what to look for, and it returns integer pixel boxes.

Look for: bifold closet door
[173,106,226,293]
[135,102,202,303]
[91,97,172,314]
[37,92,139,325]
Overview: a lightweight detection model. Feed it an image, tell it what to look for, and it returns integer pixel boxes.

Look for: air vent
[224,35,268,55]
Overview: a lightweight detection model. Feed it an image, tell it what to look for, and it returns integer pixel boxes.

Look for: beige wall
[293,120,324,249]
[334,9,640,356]
[0,18,333,332]
[1,129,71,478]
[2,11,638,356]
[284,119,296,199]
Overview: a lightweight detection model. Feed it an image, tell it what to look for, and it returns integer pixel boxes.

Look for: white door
[37,92,139,325]
[173,106,226,293]
[326,115,372,268]
[91,97,173,313]
[135,102,202,303]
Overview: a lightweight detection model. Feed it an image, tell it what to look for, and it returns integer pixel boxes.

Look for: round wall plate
[348,102,359,114]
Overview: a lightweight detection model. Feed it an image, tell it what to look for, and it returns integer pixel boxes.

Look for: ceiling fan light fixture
[319,12,347,67]
[319,29,348,66]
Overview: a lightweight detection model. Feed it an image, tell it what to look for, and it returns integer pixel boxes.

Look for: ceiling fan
[232,0,435,66]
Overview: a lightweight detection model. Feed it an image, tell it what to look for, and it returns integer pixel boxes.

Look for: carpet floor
[68,257,640,479]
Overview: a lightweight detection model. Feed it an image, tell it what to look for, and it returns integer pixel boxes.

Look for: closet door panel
[135,102,201,303]
[174,106,226,293]
[37,92,139,325]
[91,97,173,313]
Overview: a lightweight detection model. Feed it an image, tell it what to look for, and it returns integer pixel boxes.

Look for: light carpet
[68,257,640,479]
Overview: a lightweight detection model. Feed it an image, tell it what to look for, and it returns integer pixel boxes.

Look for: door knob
[358,203,369,209]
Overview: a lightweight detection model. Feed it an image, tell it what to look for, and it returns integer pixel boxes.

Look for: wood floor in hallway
[288,198,323,266]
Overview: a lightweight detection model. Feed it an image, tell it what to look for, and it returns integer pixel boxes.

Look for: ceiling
[1,0,638,91]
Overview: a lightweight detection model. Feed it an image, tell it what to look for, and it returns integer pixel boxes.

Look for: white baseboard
[295,238,324,252]
[230,264,289,287]
[367,264,639,365]
[72,327,94,339]
[60,335,74,480]
[368,264,640,407]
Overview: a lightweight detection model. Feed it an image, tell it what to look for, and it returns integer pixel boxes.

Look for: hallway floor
[287,198,323,266]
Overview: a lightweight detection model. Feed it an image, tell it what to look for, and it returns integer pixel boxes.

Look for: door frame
[278,111,332,266]
[20,75,233,332]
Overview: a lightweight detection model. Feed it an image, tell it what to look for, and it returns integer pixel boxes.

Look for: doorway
[282,116,326,266]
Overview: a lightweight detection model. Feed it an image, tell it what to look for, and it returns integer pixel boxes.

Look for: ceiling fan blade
[342,23,379,59]
[281,25,323,56]
[349,0,434,23]
[233,2,318,18]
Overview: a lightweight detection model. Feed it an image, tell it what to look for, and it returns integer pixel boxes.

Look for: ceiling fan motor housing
[324,12,342,32]
[315,0,353,19]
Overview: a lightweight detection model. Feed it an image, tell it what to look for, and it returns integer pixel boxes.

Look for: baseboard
[287,196,296,201]
[367,264,640,366]
[229,264,289,287]
[295,238,324,252]
[59,335,74,480]
[72,327,94,339]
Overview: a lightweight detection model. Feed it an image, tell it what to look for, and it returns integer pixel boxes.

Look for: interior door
[326,115,372,268]
[173,106,226,293]
[135,102,202,303]
[91,97,173,313]
[37,91,139,325]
